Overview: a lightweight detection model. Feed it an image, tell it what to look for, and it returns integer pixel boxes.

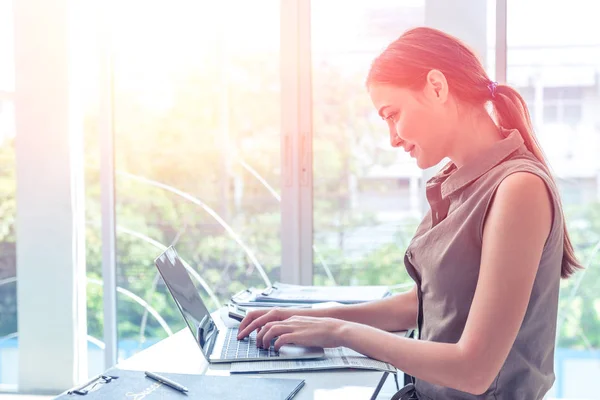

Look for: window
[311,1,424,287]
[508,1,600,398]
[0,99,16,388]
[543,87,584,127]
[105,0,282,361]
[0,0,16,389]
[310,0,494,287]
[79,1,600,397]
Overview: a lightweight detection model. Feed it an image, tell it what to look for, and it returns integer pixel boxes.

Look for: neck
[447,107,503,168]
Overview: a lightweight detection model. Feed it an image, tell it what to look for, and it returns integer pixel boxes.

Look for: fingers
[237,309,282,340]
[237,309,265,333]
[258,323,293,349]
[255,320,275,347]
[237,314,266,339]
[273,333,297,351]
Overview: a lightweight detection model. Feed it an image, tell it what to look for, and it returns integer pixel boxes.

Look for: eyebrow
[378,106,390,119]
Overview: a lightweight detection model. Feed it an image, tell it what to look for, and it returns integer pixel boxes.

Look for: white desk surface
[117,310,403,399]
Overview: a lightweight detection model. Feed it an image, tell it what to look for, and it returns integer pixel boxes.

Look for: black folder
[56,368,305,400]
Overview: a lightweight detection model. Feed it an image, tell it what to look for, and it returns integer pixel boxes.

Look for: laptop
[154,246,325,363]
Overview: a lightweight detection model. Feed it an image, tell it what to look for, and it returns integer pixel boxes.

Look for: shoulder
[491,150,557,218]
[485,153,559,221]
[496,171,550,201]
[486,172,553,241]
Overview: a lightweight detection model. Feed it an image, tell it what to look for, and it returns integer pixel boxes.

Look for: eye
[384,112,399,123]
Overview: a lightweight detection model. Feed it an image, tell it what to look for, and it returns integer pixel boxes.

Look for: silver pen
[145,371,189,394]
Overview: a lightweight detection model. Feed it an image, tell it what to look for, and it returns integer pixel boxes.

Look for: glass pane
[0,0,14,92]
[311,0,424,288]
[0,99,16,387]
[111,0,281,360]
[543,105,558,124]
[508,1,600,398]
[563,104,583,127]
[544,87,584,100]
[0,0,16,388]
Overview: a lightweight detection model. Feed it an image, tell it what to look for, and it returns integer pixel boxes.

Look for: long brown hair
[367,27,582,278]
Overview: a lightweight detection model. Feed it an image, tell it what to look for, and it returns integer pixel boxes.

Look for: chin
[416,153,443,170]
[416,157,432,169]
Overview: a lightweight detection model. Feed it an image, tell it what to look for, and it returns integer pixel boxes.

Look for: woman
[236,27,581,399]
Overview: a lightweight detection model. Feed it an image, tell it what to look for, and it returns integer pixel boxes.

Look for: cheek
[397,107,437,147]
[399,108,449,169]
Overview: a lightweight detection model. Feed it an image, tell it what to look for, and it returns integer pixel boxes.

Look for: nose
[389,126,402,147]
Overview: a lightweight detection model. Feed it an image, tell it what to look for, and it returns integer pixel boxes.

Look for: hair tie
[488,81,499,99]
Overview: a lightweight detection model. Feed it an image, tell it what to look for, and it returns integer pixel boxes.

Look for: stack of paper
[257,283,391,304]
[231,282,390,308]
[230,347,396,374]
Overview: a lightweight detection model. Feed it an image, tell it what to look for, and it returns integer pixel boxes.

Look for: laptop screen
[154,247,218,359]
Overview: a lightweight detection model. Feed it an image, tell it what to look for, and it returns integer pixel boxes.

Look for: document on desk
[255,282,391,304]
[230,347,396,374]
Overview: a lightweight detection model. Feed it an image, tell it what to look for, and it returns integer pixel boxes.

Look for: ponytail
[491,85,583,278]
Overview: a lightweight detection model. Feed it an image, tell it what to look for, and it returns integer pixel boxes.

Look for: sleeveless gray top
[405,129,563,399]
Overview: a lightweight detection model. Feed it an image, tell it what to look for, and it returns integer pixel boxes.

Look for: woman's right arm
[319,285,418,332]
[237,285,418,339]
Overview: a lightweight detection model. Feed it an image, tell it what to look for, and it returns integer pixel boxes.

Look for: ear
[425,69,448,103]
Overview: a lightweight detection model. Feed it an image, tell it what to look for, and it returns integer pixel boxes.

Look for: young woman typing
[237,27,581,399]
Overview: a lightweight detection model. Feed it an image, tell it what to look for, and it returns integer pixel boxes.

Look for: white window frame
[98,0,118,371]
[280,0,313,285]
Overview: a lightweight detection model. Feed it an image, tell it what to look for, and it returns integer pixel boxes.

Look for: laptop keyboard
[220,328,280,359]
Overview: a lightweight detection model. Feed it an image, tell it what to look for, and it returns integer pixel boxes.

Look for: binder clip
[67,374,119,395]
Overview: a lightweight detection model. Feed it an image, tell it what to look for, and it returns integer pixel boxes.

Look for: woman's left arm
[260,172,553,395]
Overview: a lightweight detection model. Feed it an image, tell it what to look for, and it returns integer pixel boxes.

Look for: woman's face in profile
[368,81,453,169]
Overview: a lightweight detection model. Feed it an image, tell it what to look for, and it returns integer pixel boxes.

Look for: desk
[117,311,404,399]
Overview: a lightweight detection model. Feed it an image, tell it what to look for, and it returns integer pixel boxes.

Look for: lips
[404,144,415,153]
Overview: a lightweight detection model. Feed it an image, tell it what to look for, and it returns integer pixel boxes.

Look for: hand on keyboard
[221,328,280,359]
